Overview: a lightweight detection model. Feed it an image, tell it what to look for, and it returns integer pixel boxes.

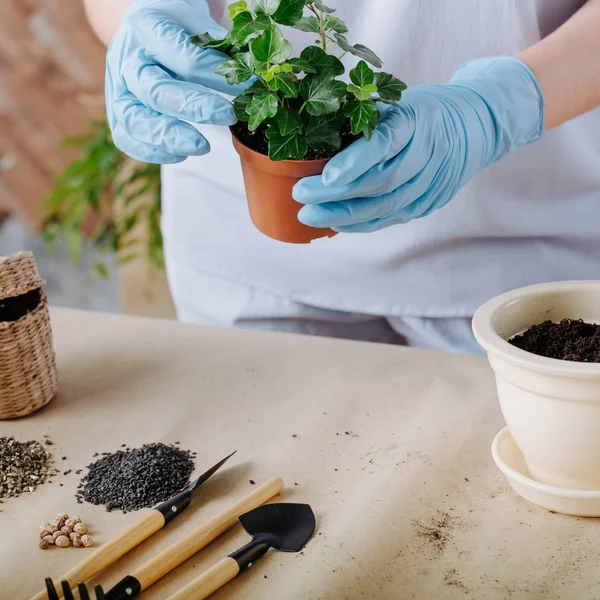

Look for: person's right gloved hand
[106,0,248,164]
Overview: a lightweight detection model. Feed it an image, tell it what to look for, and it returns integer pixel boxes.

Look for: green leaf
[192,32,233,52]
[228,1,249,19]
[288,58,317,74]
[122,213,138,234]
[350,60,374,87]
[231,13,270,45]
[93,262,110,279]
[258,71,273,82]
[209,38,234,52]
[293,16,321,33]
[249,53,268,71]
[233,94,252,121]
[111,231,122,253]
[347,81,378,101]
[266,128,308,160]
[304,113,344,151]
[241,80,270,96]
[280,63,294,72]
[272,106,304,136]
[117,254,139,267]
[65,227,83,263]
[312,0,335,13]
[41,222,60,253]
[253,0,280,15]
[325,15,347,33]
[344,99,379,140]
[215,52,254,84]
[272,0,305,26]
[271,71,299,97]
[299,46,344,76]
[246,93,279,130]
[354,89,375,101]
[374,72,407,102]
[334,33,383,68]
[257,63,280,81]
[190,32,216,47]
[300,70,347,116]
[251,25,292,64]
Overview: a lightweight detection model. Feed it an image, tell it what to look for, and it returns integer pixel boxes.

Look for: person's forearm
[84,0,131,46]
[518,0,600,130]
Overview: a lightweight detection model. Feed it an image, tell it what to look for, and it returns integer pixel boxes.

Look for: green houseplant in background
[192,0,407,243]
[43,119,162,278]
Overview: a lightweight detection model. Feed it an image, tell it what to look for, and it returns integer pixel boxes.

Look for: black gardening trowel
[165,503,317,600]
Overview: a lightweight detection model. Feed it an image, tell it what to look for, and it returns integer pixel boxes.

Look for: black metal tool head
[45,578,59,600]
[61,581,75,600]
[44,578,106,600]
[187,450,237,493]
[239,503,316,552]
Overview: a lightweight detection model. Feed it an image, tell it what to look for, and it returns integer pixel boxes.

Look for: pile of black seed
[75,443,196,512]
[0,436,55,500]
[509,319,600,362]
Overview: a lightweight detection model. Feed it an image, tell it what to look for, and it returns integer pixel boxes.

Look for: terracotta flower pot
[231,131,337,244]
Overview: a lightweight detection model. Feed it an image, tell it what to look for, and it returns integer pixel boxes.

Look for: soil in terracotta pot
[0,288,41,322]
[231,122,359,161]
[509,319,600,362]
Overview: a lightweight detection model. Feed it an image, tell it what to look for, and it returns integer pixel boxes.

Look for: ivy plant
[192,0,406,161]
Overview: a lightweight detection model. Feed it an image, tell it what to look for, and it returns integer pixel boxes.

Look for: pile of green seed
[0,436,55,500]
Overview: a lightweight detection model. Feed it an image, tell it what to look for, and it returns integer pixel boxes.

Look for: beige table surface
[1,309,599,600]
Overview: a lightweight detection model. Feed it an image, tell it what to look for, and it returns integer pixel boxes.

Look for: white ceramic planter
[473,281,600,491]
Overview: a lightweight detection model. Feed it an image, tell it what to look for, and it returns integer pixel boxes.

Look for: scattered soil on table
[414,511,455,553]
[231,121,359,161]
[75,443,196,513]
[509,319,600,362]
[444,569,469,593]
[0,288,41,322]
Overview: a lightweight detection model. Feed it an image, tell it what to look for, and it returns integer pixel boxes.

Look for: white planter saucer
[492,427,600,517]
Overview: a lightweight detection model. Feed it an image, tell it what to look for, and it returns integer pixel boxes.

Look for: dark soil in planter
[231,121,359,161]
[509,319,600,362]
[0,288,41,322]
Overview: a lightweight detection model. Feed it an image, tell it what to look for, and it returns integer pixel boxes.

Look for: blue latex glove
[106,0,248,164]
[294,57,544,233]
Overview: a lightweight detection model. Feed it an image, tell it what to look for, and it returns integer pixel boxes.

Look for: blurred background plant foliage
[42,118,162,278]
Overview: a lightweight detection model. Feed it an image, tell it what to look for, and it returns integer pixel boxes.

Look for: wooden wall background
[0,0,106,229]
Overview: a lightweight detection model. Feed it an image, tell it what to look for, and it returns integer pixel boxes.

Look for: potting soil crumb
[75,443,196,512]
[509,319,600,362]
[0,437,56,499]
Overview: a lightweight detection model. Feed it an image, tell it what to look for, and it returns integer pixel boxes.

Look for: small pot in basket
[0,251,58,419]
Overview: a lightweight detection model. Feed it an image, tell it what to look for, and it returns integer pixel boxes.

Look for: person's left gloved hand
[293,57,544,233]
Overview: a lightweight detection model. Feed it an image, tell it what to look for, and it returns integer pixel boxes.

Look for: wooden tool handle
[133,477,284,590]
[166,557,240,600]
[30,511,165,600]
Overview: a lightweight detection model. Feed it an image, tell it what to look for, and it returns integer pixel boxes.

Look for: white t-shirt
[162,0,600,318]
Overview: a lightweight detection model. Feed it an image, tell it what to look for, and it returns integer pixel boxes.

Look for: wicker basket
[0,252,58,419]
